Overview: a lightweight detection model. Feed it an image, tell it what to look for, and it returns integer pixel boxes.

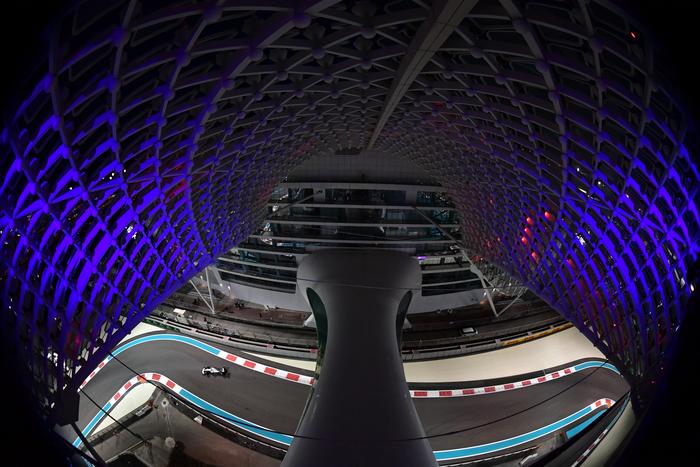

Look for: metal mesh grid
[377,0,700,384]
[0,0,698,417]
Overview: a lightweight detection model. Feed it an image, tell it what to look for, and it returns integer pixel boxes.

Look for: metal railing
[146,308,570,362]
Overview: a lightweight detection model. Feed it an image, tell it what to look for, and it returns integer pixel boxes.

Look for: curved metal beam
[368,0,479,148]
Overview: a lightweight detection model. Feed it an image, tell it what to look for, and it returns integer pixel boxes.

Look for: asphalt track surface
[63,331,629,461]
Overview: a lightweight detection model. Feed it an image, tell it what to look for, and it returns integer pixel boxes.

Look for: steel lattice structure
[0,0,699,420]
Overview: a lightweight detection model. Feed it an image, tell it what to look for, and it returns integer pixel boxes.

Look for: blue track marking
[71,380,291,449]
[433,402,610,461]
[106,332,620,383]
[72,401,112,447]
[72,333,621,459]
[177,387,294,445]
[113,333,223,358]
[571,361,620,375]
[73,374,612,462]
[565,410,606,439]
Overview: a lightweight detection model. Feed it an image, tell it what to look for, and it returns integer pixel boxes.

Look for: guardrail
[151,308,314,345]
[161,296,307,329]
[144,313,571,362]
[144,316,317,360]
[403,315,566,347]
[529,392,632,467]
[401,322,572,361]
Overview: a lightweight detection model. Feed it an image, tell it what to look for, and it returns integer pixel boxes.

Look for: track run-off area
[68,330,629,463]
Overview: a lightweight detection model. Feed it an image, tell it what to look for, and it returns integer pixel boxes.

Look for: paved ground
[157,293,563,356]
[91,391,280,467]
[59,337,309,444]
[415,367,627,452]
[245,326,605,383]
[63,328,629,464]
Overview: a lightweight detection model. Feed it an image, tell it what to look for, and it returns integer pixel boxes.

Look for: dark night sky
[0,2,64,112]
[627,1,700,123]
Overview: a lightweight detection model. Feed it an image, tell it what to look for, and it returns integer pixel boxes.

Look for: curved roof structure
[0,0,698,418]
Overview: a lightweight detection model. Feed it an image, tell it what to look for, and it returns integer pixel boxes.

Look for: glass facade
[214,182,506,298]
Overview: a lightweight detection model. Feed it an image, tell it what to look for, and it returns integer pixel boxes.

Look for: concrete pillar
[405,187,418,205]
[282,249,436,467]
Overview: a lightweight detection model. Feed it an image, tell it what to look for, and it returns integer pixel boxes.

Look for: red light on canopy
[521,236,528,245]
[544,211,554,221]
[526,217,533,225]
[629,31,637,40]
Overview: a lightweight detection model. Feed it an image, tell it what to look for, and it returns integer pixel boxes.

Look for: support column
[282,249,436,467]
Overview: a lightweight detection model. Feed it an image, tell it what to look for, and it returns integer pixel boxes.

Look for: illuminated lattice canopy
[1,0,699,417]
